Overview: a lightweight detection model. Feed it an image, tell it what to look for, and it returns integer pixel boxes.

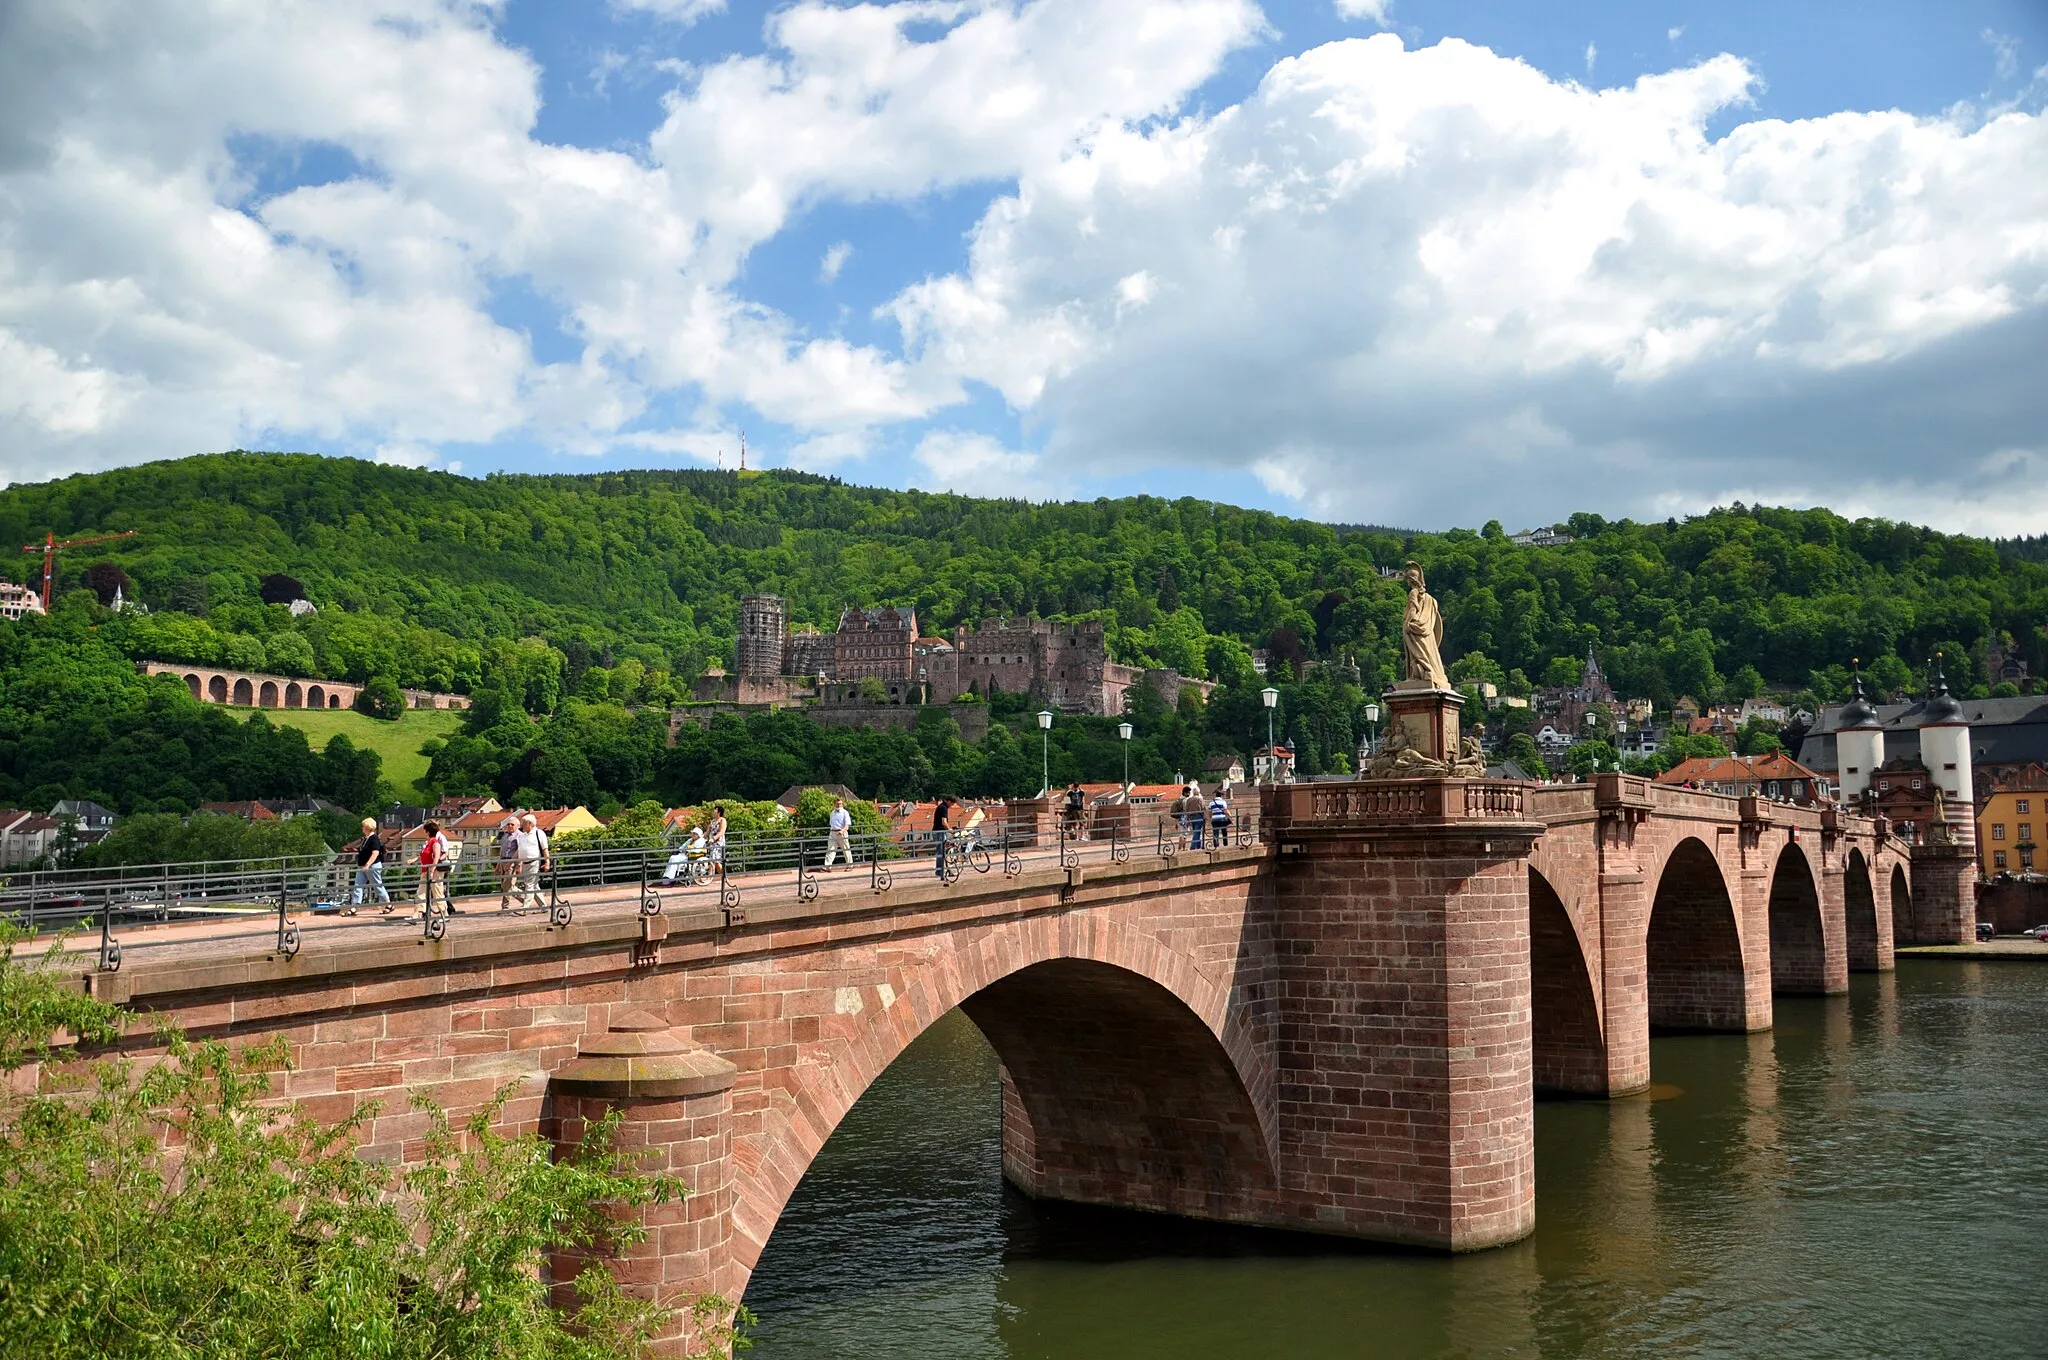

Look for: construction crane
[22,529,138,611]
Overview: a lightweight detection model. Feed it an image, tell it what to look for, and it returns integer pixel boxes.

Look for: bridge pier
[547,1011,740,1356]
[1266,781,1543,1251]
[1595,867,1652,1096]
[1902,840,1976,945]
[1814,848,1852,994]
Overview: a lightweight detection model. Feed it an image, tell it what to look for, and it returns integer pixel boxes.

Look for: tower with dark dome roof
[1836,663,1885,802]
[1917,658,1973,834]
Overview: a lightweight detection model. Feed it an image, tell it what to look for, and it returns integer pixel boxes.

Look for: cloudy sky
[3,0,2045,532]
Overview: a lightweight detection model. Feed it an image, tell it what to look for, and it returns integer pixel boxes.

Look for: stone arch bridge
[72,776,1968,1353]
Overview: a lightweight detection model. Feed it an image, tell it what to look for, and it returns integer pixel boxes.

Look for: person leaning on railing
[417,820,451,918]
[932,795,955,879]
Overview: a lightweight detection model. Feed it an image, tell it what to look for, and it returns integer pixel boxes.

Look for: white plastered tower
[1835,669,1884,803]
[1917,665,1974,817]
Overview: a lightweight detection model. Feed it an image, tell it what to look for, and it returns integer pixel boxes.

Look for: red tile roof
[1655,752,1824,788]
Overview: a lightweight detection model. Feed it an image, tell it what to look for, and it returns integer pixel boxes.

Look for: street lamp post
[1364,702,1380,757]
[1261,686,1280,784]
[1037,709,1054,796]
[1118,720,1133,790]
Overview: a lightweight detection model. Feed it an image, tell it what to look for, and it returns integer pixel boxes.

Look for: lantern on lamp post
[1118,720,1133,790]
[1261,686,1280,784]
[1037,709,1054,796]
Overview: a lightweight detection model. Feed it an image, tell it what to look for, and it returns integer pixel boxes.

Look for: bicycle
[939,829,992,884]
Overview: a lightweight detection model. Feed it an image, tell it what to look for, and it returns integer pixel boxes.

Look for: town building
[50,798,118,848]
[1868,757,1940,842]
[784,627,832,679]
[1738,697,1790,726]
[0,810,58,865]
[1534,647,1616,733]
[1976,764,2048,876]
[833,605,917,682]
[1253,743,1295,784]
[1654,751,1832,804]
[0,582,46,621]
[1509,526,1576,547]
[1203,754,1247,786]
[198,800,280,821]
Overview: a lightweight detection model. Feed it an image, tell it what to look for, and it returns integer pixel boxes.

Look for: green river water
[744,961,2048,1359]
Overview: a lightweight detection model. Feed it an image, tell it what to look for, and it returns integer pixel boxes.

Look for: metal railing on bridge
[4,803,1263,974]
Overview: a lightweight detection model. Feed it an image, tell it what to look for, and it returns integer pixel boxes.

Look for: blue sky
[3,0,2045,531]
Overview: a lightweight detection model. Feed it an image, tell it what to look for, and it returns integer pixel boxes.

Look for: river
[744,961,2048,1358]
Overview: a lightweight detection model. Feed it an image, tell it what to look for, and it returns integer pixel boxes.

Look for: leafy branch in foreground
[0,928,747,1359]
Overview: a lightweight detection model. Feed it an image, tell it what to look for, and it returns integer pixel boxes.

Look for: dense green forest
[4,451,2045,830]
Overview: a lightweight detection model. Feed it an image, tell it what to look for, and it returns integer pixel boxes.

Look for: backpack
[1210,799,1230,826]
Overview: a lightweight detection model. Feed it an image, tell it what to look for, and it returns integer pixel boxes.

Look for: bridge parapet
[1262,777,1534,833]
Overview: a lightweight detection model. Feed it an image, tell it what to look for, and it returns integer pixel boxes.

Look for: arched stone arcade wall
[144,661,360,711]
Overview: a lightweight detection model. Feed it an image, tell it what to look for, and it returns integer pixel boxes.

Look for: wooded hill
[5,451,2047,828]
[6,450,2044,704]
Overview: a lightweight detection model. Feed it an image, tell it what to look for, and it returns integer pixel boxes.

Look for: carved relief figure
[1400,561,1449,690]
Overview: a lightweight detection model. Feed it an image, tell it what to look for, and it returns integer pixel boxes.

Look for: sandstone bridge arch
[730,917,1279,1297]
[1645,835,1759,1033]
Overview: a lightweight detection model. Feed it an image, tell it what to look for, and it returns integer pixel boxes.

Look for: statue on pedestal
[1399,561,1449,691]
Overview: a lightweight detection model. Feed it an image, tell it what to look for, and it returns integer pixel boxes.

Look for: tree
[856,676,890,702]
[1566,739,1618,776]
[83,561,132,607]
[1661,732,1730,767]
[264,628,318,677]
[1728,664,1765,701]
[1735,718,1783,756]
[1503,732,1543,771]
[1449,650,1506,688]
[0,928,741,1358]
[1540,655,1582,688]
[258,572,306,605]
[530,744,600,809]
[356,674,407,720]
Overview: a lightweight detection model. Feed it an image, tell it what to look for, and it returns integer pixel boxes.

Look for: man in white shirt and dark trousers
[824,797,854,869]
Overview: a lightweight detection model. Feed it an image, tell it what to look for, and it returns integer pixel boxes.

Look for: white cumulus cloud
[1,2,2045,537]
[883,34,2048,526]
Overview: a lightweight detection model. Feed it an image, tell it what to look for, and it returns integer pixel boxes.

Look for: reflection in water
[746,964,2048,1358]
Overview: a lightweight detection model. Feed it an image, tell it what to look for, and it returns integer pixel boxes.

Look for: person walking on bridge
[707,808,728,868]
[1180,784,1206,850]
[349,817,391,914]
[494,816,521,912]
[824,797,854,870]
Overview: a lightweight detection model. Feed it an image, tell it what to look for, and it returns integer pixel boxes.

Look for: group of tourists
[345,811,555,917]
